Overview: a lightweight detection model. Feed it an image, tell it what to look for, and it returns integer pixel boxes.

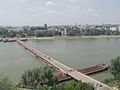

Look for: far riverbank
[20,35,120,40]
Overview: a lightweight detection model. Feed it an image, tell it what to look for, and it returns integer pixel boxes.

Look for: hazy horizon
[0,0,119,26]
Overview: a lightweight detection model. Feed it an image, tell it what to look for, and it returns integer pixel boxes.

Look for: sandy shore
[20,35,120,40]
[81,35,120,38]
[20,37,55,40]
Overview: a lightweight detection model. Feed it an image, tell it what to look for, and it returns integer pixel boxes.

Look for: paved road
[68,71,112,90]
[16,39,112,90]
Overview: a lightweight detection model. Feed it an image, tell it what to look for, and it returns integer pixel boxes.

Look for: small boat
[0,38,2,42]
[3,39,8,43]
[2,38,28,43]
[20,39,28,41]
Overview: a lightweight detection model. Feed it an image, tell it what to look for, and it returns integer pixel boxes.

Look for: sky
[0,0,119,26]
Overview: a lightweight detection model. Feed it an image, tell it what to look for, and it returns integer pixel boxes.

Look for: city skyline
[0,0,119,26]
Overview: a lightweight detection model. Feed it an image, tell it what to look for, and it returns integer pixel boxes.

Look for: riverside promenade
[16,39,112,90]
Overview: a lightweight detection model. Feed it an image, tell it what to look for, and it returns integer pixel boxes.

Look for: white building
[118,26,120,31]
[8,27,23,31]
[64,28,67,35]
[110,26,117,31]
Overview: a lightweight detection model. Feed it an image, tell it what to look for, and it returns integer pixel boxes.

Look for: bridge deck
[16,39,112,90]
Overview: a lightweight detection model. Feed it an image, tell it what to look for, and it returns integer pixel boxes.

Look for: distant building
[8,27,23,32]
[110,26,117,31]
[64,28,67,35]
[44,24,48,30]
[118,26,120,31]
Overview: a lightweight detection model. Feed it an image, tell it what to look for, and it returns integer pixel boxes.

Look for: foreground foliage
[18,66,94,90]
[104,57,120,89]
[55,80,94,90]
[38,80,94,90]
[19,66,58,89]
[0,75,16,90]
[109,57,120,81]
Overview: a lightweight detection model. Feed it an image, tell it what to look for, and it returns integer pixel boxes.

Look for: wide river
[0,38,120,82]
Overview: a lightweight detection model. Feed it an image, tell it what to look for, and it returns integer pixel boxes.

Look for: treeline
[66,28,120,36]
[0,27,62,38]
[0,28,17,38]
[0,27,120,38]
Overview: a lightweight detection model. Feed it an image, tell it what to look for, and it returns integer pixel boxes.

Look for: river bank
[20,35,120,40]
[1,35,120,41]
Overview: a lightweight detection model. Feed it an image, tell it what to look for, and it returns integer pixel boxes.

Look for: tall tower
[102,21,104,26]
[44,24,48,30]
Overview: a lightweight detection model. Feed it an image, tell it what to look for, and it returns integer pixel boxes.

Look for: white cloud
[45,1,56,6]
[92,13,101,17]
[47,10,56,14]
[69,0,78,3]
[0,10,6,14]
[87,8,95,12]
[27,8,35,12]
[11,0,29,2]
[5,0,102,25]
[68,0,89,14]
[27,7,45,12]
[26,0,100,18]
[86,8,101,17]
[82,0,88,5]
[69,0,88,4]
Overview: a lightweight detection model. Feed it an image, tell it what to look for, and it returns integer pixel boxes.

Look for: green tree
[105,30,112,35]
[0,75,16,90]
[113,30,120,35]
[20,66,58,89]
[38,85,51,90]
[116,73,120,81]
[20,66,94,90]
[109,57,120,80]
[55,80,94,90]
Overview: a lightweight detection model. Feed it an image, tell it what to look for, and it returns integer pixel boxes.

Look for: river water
[0,38,120,82]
